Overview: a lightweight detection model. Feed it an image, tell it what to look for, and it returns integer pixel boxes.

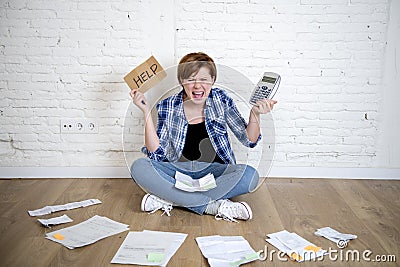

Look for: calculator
[249,72,281,105]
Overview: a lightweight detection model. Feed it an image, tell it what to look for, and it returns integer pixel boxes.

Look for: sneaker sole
[239,201,253,220]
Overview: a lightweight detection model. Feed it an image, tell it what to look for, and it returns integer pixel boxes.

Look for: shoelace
[148,203,172,216]
[215,203,239,223]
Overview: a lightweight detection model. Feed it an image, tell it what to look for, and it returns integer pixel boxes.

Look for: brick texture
[0,0,393,169]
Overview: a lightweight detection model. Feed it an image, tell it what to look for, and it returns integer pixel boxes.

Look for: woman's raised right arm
[130,90,160,152]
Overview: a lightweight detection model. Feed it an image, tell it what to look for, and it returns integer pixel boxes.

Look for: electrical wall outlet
[60,119,99,134]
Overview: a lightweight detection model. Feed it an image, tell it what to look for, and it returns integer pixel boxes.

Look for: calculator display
[262,76,276,83]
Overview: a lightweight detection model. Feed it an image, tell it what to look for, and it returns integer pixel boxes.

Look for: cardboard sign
[124,55,167,93]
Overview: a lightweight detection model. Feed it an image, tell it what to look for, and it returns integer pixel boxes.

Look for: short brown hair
[177,52,217,83]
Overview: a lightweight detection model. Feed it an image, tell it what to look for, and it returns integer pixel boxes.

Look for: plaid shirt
[142,88,261,164]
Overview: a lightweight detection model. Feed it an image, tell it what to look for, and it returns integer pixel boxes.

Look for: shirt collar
[173,90,186,120]
[174,88,224,121]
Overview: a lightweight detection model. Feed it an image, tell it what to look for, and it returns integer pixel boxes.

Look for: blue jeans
[130,158,259,215]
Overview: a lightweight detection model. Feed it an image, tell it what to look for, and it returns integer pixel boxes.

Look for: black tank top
[180,121,224,163]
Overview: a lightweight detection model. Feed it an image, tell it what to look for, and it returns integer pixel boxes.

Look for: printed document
[175,171,216,192]
[28,199,101,216]
[46,215,129,249]
[266,230,326,262]
[196,235,259,267]
[111,230,187,266]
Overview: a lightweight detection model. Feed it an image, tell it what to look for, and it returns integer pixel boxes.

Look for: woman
[130,52,276,222]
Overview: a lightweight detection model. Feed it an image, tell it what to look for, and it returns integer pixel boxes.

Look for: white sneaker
[215,199,252,223]
[141,194,173,216]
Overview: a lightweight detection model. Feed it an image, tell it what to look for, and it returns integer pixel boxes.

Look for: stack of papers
[111,230,187,266]
[46,215,129,249]
[175,171,216,192]
[266,230,326,262]
[196,235,259,267]
[28,199,102,216]
[315,227,357,247]
[38,214,73,228]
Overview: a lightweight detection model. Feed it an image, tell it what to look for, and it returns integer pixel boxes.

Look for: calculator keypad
[250,83,273,105]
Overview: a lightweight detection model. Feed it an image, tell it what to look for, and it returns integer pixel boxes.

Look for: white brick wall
[175,0,395,169]
[0,0,399,173]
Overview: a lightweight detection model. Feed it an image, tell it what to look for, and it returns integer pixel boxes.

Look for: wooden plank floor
[0,178,399,266]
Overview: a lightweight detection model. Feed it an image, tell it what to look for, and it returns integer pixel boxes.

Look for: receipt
[38,214,73,228]
[315,227,357,247]
[28,199,101,216]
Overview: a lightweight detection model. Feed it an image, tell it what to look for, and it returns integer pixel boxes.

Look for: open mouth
[192,91,204,99]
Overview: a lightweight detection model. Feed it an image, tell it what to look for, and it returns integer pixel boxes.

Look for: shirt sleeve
[224,93,262,148]
[141,103,168,161]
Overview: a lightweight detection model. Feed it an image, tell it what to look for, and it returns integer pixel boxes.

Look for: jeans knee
[244,165,259,192]
[130,158,150,181]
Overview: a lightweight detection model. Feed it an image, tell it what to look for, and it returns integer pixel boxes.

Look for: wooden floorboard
[0,178,398,266]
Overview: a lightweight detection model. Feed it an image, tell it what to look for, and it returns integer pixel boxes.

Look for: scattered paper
[175,171,216,192]
[28,199,101,217]
[196,235,259,267]
[315,227,357,247]
[111,230,187,266]
[266,230,326,262]
[46,215,129,249]
[38,214,73,228]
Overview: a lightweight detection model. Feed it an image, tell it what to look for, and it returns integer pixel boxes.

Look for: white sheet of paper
[265,236,291,253]
[38,214,73,227]
[111,230,187,266]
[175,171,216,192]
[315,227,357,242]
[270,230,310,249]
[144,230,188,267]
[46,215,129,249]
[28,199,101,216]
[266,230,326,262]
[196,235,258,267]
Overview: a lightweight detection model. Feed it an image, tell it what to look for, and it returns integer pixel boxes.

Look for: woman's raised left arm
[246,99,277,142]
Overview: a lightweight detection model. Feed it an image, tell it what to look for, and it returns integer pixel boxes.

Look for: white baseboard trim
[268,167,400,180]
[0,166,399,179]
[0,167,131,179]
